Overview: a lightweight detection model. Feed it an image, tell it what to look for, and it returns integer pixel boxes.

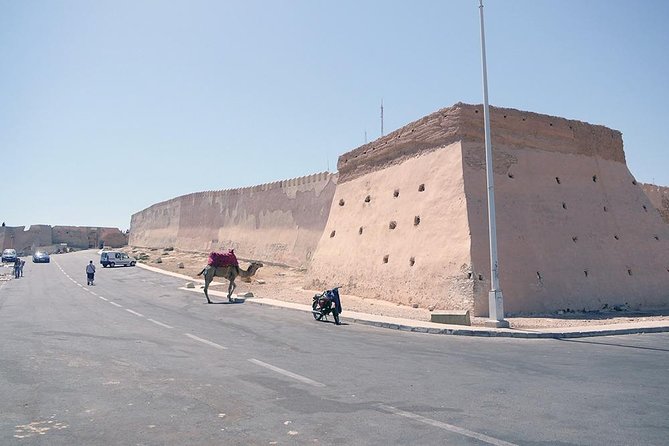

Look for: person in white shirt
[86,260,96,285]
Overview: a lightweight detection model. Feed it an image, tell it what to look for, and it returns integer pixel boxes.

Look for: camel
[197,261,264,304]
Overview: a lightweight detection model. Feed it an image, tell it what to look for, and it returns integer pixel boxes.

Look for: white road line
[125,309,145,318]
[76,283,82,287]
[98,296,108,301]
[147,319,173,329]
[109,302,122,308]
[248,359,326,388]
[184,333,227,350]
[376,404,518,446]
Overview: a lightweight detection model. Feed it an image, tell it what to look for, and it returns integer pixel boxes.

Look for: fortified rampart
[308,103,669,314]
[641,183,669,224]
[130,103,669,315]
[0,225,127,255]
[129,172,337,267]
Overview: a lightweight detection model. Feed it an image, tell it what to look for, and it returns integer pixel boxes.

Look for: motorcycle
[312,287,342,325]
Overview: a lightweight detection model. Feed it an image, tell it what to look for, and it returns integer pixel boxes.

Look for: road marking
[248,359,326,388]
[109,302,123,308]
[125,309,145,318]
[98,296,108,301]
[147,319,173,329]
[376,404,518,446]
[184,333,227,350]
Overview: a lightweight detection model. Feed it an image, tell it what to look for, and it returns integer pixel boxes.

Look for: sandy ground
[122,247,669,330]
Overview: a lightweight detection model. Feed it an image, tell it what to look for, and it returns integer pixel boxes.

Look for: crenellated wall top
[337,103,624,183]
[132,171,337,216]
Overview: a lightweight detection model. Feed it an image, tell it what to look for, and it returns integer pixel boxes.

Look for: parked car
[2,248,17,263]
[100,251,136,267]
[32,251,50,263]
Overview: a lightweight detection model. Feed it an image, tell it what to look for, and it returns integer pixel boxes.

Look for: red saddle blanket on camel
[207,250,239,268]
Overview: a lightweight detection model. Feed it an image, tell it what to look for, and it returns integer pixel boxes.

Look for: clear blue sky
[1,0,668,231]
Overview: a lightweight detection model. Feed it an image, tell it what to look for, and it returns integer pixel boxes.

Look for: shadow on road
[558,338,669,353]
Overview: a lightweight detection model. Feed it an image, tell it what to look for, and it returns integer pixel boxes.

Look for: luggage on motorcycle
[311,287,341,325]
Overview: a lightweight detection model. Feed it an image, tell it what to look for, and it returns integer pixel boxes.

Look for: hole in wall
[592,175,597,182]
[562,202,567,210]
[359,227,363,235]
[549,123,553,127]
[556,177,561,184]
[654,235,660,240]
[467,272,473,279]
[393,189,400,198]
[628,269,633,276]
[522,118,526,121]
[478,274,484,281]
[409,257,415,267]
[603,206,608,212]
[475,110,479,113]
[338,199,345,206]
[508,173,514,179]
[330,230,336,238]
[364,195,371,203]
[643,205,648,212]
[614,235,619,240]
[389,221,397,230]
[418,184,425,192]
[536,271,542,280]
[383,255,389,264]
[572,236,578,243]
[414,216,420,226]
[584,270,589,277]
[503,115,507,118]
[632,180,637,185]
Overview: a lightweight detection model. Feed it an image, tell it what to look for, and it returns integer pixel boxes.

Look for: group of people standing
[6,256,98,287]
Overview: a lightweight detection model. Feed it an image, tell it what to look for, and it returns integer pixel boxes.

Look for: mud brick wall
[129,172,337,267]
[309,104,669,315]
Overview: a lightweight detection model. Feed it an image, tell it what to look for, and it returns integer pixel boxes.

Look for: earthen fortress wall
[309,104,669,314]
[0,225,127,254]
[129,172,337,267]
[130,103,669,315]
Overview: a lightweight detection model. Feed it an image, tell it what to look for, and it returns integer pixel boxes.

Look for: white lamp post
[478,0,509,328]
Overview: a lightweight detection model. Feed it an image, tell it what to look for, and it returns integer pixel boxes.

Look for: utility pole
[380,99,384,137]
[478,0,509,328]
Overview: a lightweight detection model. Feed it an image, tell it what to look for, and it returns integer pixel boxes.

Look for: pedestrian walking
[86,260,96,285]
[14,258,21,279]
[19,259,25,277]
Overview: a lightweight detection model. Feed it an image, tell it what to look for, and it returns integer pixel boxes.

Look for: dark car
[2,249,17,263]
[32,251,50,263]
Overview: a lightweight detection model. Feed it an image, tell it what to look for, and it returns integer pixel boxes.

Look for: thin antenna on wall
[380,99,384,137]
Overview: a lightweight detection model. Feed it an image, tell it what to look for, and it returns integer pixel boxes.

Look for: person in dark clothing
[86,260,96,285]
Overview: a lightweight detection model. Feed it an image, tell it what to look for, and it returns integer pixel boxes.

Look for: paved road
[1,250,668,445]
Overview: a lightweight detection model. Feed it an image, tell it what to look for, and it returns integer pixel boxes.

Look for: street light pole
[478,0,509,328]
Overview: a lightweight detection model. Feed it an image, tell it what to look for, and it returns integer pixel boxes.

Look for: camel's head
[250,261,264,272]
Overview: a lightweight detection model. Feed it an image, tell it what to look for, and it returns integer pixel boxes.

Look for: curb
[137,262,669,339]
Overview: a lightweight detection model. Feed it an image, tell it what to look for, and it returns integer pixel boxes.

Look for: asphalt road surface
[1,250,668,445]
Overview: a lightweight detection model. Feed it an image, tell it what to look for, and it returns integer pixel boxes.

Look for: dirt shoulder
[123,247,669,330]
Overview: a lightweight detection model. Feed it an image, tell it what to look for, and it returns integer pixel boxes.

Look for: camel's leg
[203,268,213,304]
[227,278,236,302]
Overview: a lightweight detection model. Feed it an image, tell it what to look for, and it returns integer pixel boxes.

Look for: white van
[100,251,136,268]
